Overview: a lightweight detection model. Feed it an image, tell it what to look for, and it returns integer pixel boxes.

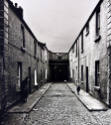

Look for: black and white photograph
[0,0,111,124]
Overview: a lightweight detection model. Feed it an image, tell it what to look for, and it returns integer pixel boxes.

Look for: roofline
[68,0,103,53]
[6,0,40,43]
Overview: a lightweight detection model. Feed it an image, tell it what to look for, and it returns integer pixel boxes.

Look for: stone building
[0,0,49,112]
[69,0,111,106]
[49,51,69,82]
[37,42,50,85]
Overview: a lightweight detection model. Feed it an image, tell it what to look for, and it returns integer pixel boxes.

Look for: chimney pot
[15,3,18,8]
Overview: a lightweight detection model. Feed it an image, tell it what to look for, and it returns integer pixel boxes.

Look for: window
[73,69,75,82]
[95,61,100,86]
[72,45,74,53]
[81,65,84,81]
[34,40,37,57]
[21,25,25,48]
[96,7,100,37]
[86,23,89,36]
[81,32,84,53]
[76,42,77,57]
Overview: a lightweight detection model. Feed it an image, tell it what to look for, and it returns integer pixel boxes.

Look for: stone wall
[69,0,109,105]
[0,0,50,109]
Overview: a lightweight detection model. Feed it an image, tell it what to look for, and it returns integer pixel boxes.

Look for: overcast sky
[12,0,99,52]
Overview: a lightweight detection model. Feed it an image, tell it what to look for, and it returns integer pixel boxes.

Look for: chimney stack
[18,6,23,19]
[9,1,24,19]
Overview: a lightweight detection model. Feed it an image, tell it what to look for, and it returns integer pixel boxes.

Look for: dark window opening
[21,25,25,48]
[34,40,37,57]
[81,65,84,81]
[81,32,84,53]
[76,42,77,57]
[72,45,74,53]
[86,23,89,36]
[96,7,100,37]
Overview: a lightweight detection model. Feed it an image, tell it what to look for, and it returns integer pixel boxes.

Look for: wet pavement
[1,83,111,125]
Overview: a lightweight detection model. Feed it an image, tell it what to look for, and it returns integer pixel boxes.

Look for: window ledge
[21,47,26,52]
[94,86,100,91]
[95,35,101,42]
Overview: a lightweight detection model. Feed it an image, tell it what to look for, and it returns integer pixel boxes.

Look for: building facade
[69,0,111,106]
[0,0,49,112]
[37,42,50,85]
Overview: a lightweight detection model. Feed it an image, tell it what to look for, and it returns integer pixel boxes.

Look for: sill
[94,86,100,91]
[21,47,26,52]
[95,35,101,42]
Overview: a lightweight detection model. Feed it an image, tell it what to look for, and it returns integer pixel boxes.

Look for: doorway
[28,67,32,93]
[86,66,89,92]
[95,60,100,86]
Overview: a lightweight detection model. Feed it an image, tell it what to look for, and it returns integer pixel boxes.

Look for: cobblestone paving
[92,110,111,125]
[2,83,110,125]
[22,83,102,125]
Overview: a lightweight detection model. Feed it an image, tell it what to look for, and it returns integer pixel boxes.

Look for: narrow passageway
[22,83,101,125]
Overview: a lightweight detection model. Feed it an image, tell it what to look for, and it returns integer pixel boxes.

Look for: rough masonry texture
[1,0,111,114]
[69,0,111,106]
[0,0,50,112]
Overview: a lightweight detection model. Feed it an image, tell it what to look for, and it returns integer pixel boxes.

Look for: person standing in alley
[76,83,81,95]
[21,77,29,103]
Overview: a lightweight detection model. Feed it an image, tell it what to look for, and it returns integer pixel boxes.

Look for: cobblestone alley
[1,83,111,125]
